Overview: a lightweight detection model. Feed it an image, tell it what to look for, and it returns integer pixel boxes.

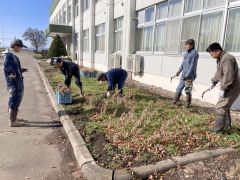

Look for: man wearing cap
[97,68,128,97]
[206,43,240,133]
[54,57,84,97]
[3,39,28,127]
[173,39,199,107]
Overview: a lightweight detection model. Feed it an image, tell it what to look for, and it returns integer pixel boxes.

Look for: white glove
[107,91,111,97]
[8,74,16,80]
[218,90,225,98]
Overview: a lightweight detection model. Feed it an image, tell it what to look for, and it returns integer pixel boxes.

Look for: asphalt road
[0,52,84,180]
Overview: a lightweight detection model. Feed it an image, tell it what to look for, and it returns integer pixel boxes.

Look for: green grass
[39,61,240,169]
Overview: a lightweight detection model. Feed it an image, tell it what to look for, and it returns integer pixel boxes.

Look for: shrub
[47,34,68,58]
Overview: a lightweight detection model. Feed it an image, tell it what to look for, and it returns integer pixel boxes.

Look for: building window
[203,0,225,9]
[145,7,155,22]
[63,10,66,24]
[185,0,203,13]
[137,6,155,52]
[75,33,79,50]
[156,1,168,20]
[84,0,89,11]
[138,10,145,25]
[155,23,166,52]
[83,29,89,52]
[198,11,223,52]
[168,0,183,17]
[225,8,240,52]
[181,15,200,52]
[165,20,181,54]
[76,5,79,17]
[96,24,105,51]
[68,5,71,23]
[114,17,123,51]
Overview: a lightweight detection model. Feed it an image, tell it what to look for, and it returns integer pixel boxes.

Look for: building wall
[49,0,240,108]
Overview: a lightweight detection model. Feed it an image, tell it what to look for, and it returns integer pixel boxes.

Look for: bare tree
[22,28,47,52]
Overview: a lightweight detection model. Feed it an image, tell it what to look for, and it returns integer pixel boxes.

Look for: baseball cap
[11,39,27,48]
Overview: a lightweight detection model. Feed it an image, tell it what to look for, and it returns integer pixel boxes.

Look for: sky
[0,0,52,49]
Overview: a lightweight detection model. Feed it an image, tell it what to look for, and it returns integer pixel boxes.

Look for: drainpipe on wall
[105,0,114,71]
[89,0,96,70]
[71,0,76,61]
[79,0,84,66]
[123,0,137,78]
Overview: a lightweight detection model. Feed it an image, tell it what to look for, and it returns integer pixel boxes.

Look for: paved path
[0,52,84,180]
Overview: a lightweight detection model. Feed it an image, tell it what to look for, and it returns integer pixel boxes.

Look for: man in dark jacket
[97,68,128,97]
[206,43,240,133]
[55,58,84,97]
[3,39,28,127]
[173,39,199,107]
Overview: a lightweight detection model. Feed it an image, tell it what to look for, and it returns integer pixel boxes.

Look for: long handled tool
[201,88,211,99]
[170,75,177,82]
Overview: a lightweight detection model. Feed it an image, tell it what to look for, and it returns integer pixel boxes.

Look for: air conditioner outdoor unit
[113,53,122,68]
[133,54,142,75]
[109,54,115,69]
[126,54,134,72]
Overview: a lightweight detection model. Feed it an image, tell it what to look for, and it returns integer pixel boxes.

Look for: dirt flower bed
[39,62,240,170]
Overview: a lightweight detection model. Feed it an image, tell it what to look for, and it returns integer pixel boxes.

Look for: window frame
[95,24,105,52]
[114,17,124,52]
[223,6,240,57]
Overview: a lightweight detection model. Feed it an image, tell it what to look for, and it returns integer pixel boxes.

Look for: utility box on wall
[109,53,122,69]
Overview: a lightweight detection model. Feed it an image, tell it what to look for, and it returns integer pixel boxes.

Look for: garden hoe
[170,75,177,82]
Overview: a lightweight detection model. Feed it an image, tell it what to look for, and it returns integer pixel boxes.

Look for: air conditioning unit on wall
[133,54,142,75]
[126,54,134,72]
[109,53,122,69]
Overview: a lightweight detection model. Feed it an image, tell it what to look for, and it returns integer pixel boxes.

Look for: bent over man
[173,39,199,107]
[55,58,84,97]
[3,39,28,127]
[97,68,128,97]
[207,43,240,133]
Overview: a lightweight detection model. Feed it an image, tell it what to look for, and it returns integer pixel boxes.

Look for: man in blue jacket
[55,58,84,97]
[97,68,128,97]
[173,39,199,107]
[3,39,28,127]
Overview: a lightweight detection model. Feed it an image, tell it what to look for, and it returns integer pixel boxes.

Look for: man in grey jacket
[3,39,28,127]
[206,43,240,133]
[173,39,199,107]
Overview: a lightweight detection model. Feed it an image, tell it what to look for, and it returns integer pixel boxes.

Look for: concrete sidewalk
[0,52,84,180]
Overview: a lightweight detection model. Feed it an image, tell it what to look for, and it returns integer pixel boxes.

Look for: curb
[36,61,237,180]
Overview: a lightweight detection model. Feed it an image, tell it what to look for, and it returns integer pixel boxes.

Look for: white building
[47,0,240,107]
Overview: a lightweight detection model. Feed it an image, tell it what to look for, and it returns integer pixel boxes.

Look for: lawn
[39,61,240,169]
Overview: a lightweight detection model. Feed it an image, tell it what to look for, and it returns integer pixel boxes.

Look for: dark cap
[54,57,63,64]
[11,39,27,48]
[185,39,195,47]
[97,73,106,81]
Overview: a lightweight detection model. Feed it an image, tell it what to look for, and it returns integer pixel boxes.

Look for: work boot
[186,94,192,108]
[118,89,124,97]
[225,109,232,131]
[173,92,181,105]
[9,108,25,127]
[209,112,226,133]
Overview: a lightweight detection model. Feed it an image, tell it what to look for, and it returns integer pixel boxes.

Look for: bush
[47,34,68,58]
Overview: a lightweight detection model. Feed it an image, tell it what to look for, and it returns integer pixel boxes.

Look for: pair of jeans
[8,80,24,109]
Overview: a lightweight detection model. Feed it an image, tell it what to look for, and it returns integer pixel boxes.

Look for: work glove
[218,90,225,98]
[107,91,113,97]
[21,68,28,73]
[8,74,16,80]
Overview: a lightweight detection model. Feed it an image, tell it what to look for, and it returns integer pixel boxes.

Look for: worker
[97,68,128,97]
[3,39,28,127]
[206,43,240,133]
[55,57,84,97]
[173,39,199,107]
